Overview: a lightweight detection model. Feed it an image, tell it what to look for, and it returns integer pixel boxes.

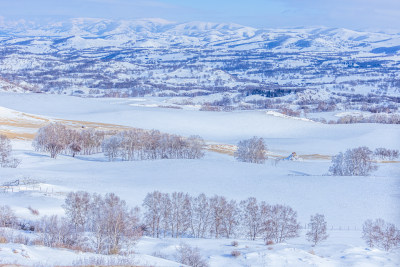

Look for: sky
[1,0,400,30]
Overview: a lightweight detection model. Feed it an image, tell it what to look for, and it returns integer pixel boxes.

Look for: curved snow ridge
[266,111,316,123]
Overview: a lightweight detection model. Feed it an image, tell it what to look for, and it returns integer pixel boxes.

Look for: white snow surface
[0,93,399,266]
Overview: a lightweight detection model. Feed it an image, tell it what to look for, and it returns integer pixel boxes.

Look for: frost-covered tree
[374,148,399,160]
[102,135,122,161]
[262,204,301,243]
[143,191,164,238]
[63,191,91,234]
[170,192,191,238]
[240,197,263,240]
[0,134,20,168]
[35,215,74,248]
[0,205,17,228]
[306,214,328,246]
[189,193,212,238]
[33,123,69,158]
[329,146,378,176]
[362,218,400,251]
[234,136,267,164]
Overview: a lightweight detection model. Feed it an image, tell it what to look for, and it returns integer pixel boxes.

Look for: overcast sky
[1,0,400,30]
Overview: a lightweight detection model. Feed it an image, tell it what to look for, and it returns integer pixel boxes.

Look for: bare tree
[330,146,378,176]
[262,204,301,243]
[189,193,211,238]
[306,214,328,246]
[240,197,263,240]
[362,218,400,251]
[234,136,267,164]
[221,200,240,239]
[0,205,17,228]
[0,135,21,168]
[102,135,122,161]
[170,192,191,238]
[35,215,75,248]
[63,191,91,234]
[143,191,164,238]
[33,123,69,158]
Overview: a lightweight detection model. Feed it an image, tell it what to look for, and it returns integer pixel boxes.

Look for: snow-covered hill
[0,18,399,99]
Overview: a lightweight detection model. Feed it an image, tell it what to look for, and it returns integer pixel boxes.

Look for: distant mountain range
[0,18,399,98]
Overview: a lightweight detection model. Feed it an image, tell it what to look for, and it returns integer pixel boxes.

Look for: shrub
[176,243,209,267]
[231,240,239,247]
[231,250,241,257]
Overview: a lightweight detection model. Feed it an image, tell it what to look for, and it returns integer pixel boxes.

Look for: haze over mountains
[0,18,399,98]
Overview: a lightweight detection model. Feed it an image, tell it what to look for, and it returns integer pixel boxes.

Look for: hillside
[0,18,399,101]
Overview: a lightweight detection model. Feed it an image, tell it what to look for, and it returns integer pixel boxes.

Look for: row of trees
[102,130,205,161]
[373,148,399,160]
[142,191,300,243]
[32,123,205,161]
[0,134,20,168]
[1,193,399,255]
[35,191,142,255]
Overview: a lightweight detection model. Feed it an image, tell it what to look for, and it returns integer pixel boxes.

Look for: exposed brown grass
[207,144,236,156]
[299,154,332,160]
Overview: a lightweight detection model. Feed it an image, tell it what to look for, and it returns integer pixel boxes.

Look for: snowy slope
[0,93,399,266]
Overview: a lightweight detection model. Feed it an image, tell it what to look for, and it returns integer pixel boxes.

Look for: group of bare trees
[35,192,142,255]
[362,218,400,251]
[234,136,267,164]
[2,194,400,257]
[33,123,205,161]
[33,123,108,158]
[0,134,20,168]
[142,192,300,243]
[102,130,205,161]
[329,146,378,176]
[373,148,399,160]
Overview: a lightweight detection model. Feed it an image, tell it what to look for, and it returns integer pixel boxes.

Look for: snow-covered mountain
[0,18,399,98]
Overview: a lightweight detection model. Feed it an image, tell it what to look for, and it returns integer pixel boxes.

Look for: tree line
[1,191,399,257]
[143,191,301,243]
[33,123,205,161]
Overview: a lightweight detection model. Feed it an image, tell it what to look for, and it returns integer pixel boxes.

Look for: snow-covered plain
[0,93,399,266]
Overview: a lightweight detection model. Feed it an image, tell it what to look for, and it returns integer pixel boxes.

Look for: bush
[176,243,209,267]
[329,146,378,176]
[231,240,239,247]
[231,250,241,257]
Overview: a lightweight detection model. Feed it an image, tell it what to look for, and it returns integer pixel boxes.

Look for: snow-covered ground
[0,93,399,266]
